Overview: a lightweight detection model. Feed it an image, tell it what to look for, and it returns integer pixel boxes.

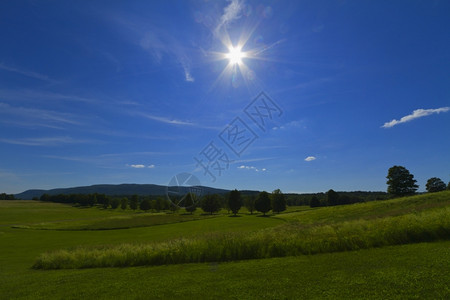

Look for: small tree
[426,177,446,193]
[154,197,167,212]
[228,189,242,216]
[200,194,221,215]
[129,195,139,210]
[110,198,120,209]
[255,191,271,216]
[89,194,98,207]
[448,181,450,190]
[271,189,286,213]
[102,196,110,209]
[327,189,339,206]
[120,197,128,210]
[386,166,418,197]
[184,193,197,214]
[140,199,151,211]
[310,195,320,208]
[244,195,257,214]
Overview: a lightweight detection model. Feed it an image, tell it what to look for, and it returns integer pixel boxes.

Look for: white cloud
[305,156,316,162]
[130,164,146,169]
[382,107,450,128]
[237,165,267,172]
[128,164,155,169]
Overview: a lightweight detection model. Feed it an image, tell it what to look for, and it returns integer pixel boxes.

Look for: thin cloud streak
[0,102,82,127]
[0,136,95,146]
[382,107,450,128]
[0,63,56,83]
[137,112,195,126]
[0,89,98,104]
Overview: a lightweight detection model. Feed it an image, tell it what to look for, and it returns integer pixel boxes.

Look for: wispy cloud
[305,156,316,162]
[0,136,95,146]
[382,107,450,128]
[113,14,195,83]
[0,102,82,128]
[0,89,98,104]
[137,112,195,126]
[237,165,267,172]
[0,63,56,83]
[272,120,305,131]
[215,0,243,36]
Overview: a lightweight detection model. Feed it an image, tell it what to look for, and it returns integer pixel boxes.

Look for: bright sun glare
[226,46,246,65]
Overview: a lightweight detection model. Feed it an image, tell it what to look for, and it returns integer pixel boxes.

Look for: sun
[225,45,246,66]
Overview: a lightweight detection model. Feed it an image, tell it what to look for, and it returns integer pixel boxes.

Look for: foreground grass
[3,241,450,299]
[34,206,450,269]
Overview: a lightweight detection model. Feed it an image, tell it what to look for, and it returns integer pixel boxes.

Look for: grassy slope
[1,192,449,298]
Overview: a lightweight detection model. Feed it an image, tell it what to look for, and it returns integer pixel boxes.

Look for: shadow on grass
[228,215,242,218]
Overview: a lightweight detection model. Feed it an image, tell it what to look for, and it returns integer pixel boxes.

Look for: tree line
[32,189,287,215]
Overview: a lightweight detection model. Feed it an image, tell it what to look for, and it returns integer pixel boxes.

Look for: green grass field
[1,192,449,299]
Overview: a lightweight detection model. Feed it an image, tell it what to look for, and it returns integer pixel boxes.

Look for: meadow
[1,191,449,299]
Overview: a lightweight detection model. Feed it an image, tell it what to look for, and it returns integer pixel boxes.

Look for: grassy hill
[1,191,449,298]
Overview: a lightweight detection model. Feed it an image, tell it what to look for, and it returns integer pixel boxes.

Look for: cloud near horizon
[382,107,450,128]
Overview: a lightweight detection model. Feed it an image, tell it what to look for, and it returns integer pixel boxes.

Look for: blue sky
[1,0,449,194]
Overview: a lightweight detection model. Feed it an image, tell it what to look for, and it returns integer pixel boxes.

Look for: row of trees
[386,165,450,196]
[180,189,286,216]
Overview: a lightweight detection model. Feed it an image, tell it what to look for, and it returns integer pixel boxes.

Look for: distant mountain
[15,184,232,200]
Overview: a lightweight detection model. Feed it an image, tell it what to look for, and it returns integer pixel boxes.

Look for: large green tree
[271,189,286,213]
[228,189,242,215]
[201,194,222,215]
[255,191,271,216]
[386,166,418,196]
[426,177,446,193]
